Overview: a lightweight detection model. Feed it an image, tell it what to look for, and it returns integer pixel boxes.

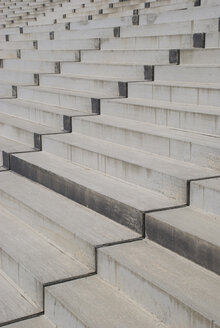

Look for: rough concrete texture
[0,0,219,327]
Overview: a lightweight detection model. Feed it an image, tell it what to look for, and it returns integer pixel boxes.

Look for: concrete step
[81,49,170,65]
[42,131,219,201]
[0,112,58,148]
[101,98,220,135]
[206,31,220,48]
[0,49,18,58]
[181,49,220,65]
[60,61,146,80]
[10,150,178,234]
[145,205,220,274]
[0,202,91,311]
[119,18,218,38]
[139,4,220,25]
[20,48,80,61]
[0,82,15,98]
[0,39,35,49]
[155,65,220,83]
[2,59,61,73]
[8,30,50,41]
[17,85,116,112]
[0,27,19,35]
[68,115,220,170]
[0,171,139,268]
[98,239,220,328]
[0,98,91,130]
[101,34,193,50]
[37,38,100,50]
[190,178,220,216]
[68,15,132,30]
[53,26,115,39]
[45,275,168,328]
[39,74,127,96]
[22,21,66,33]
[128,81,220,107]
[0,135,32,167]
[0,69,38,84]
[0,270,40,326]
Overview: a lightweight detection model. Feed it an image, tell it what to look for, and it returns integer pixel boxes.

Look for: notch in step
[91,98,101,114]
[169,49,180,65]
[144,65,154,81]
[193,33,206,48]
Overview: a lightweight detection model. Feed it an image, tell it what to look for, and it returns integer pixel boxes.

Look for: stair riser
[21,49,80,61]
[206,31,220,48]
[156,66,220,83]
[81,50,170,65]
[101,100,220,135]
[120,21,192,38]
[17,87,92,112]
[0,247,43,308]
[140,4,220,25]
[3,60,58,73]
[145,214,220,275]
[9,32,50,41]
[42,137,187,202]
[40,75,120,96]
[181,49,220,65]
[37,39,100,51]
[101,35,192,50]
[190,180,220,216]
[10,155,144,234]
[54,28,114,39]
[0,41,34,49]
[0,190,96,269]
[128,83,220,107]
[0,86,13,98]
[0,101,63,129]
[22,23,66,34]
[69,15,131,30]
[45,291,87,328]
[0,122,34,147]
[0,70,36,84]
[72,119,220,170]
[97,250,214,328]
[0,27,19,35]
[61,62,145,80]
[0,50,18,59]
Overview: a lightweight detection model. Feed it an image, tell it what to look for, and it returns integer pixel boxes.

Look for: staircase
[0,0,219,327]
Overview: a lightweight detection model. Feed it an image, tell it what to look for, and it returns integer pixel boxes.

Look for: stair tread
[0,203,90,282]
[46,275,168,328]
[12,151,178,211]
[45,131,219,180]
[0,171,139,246]
[0,271,40,325]
[99,239,220,324]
